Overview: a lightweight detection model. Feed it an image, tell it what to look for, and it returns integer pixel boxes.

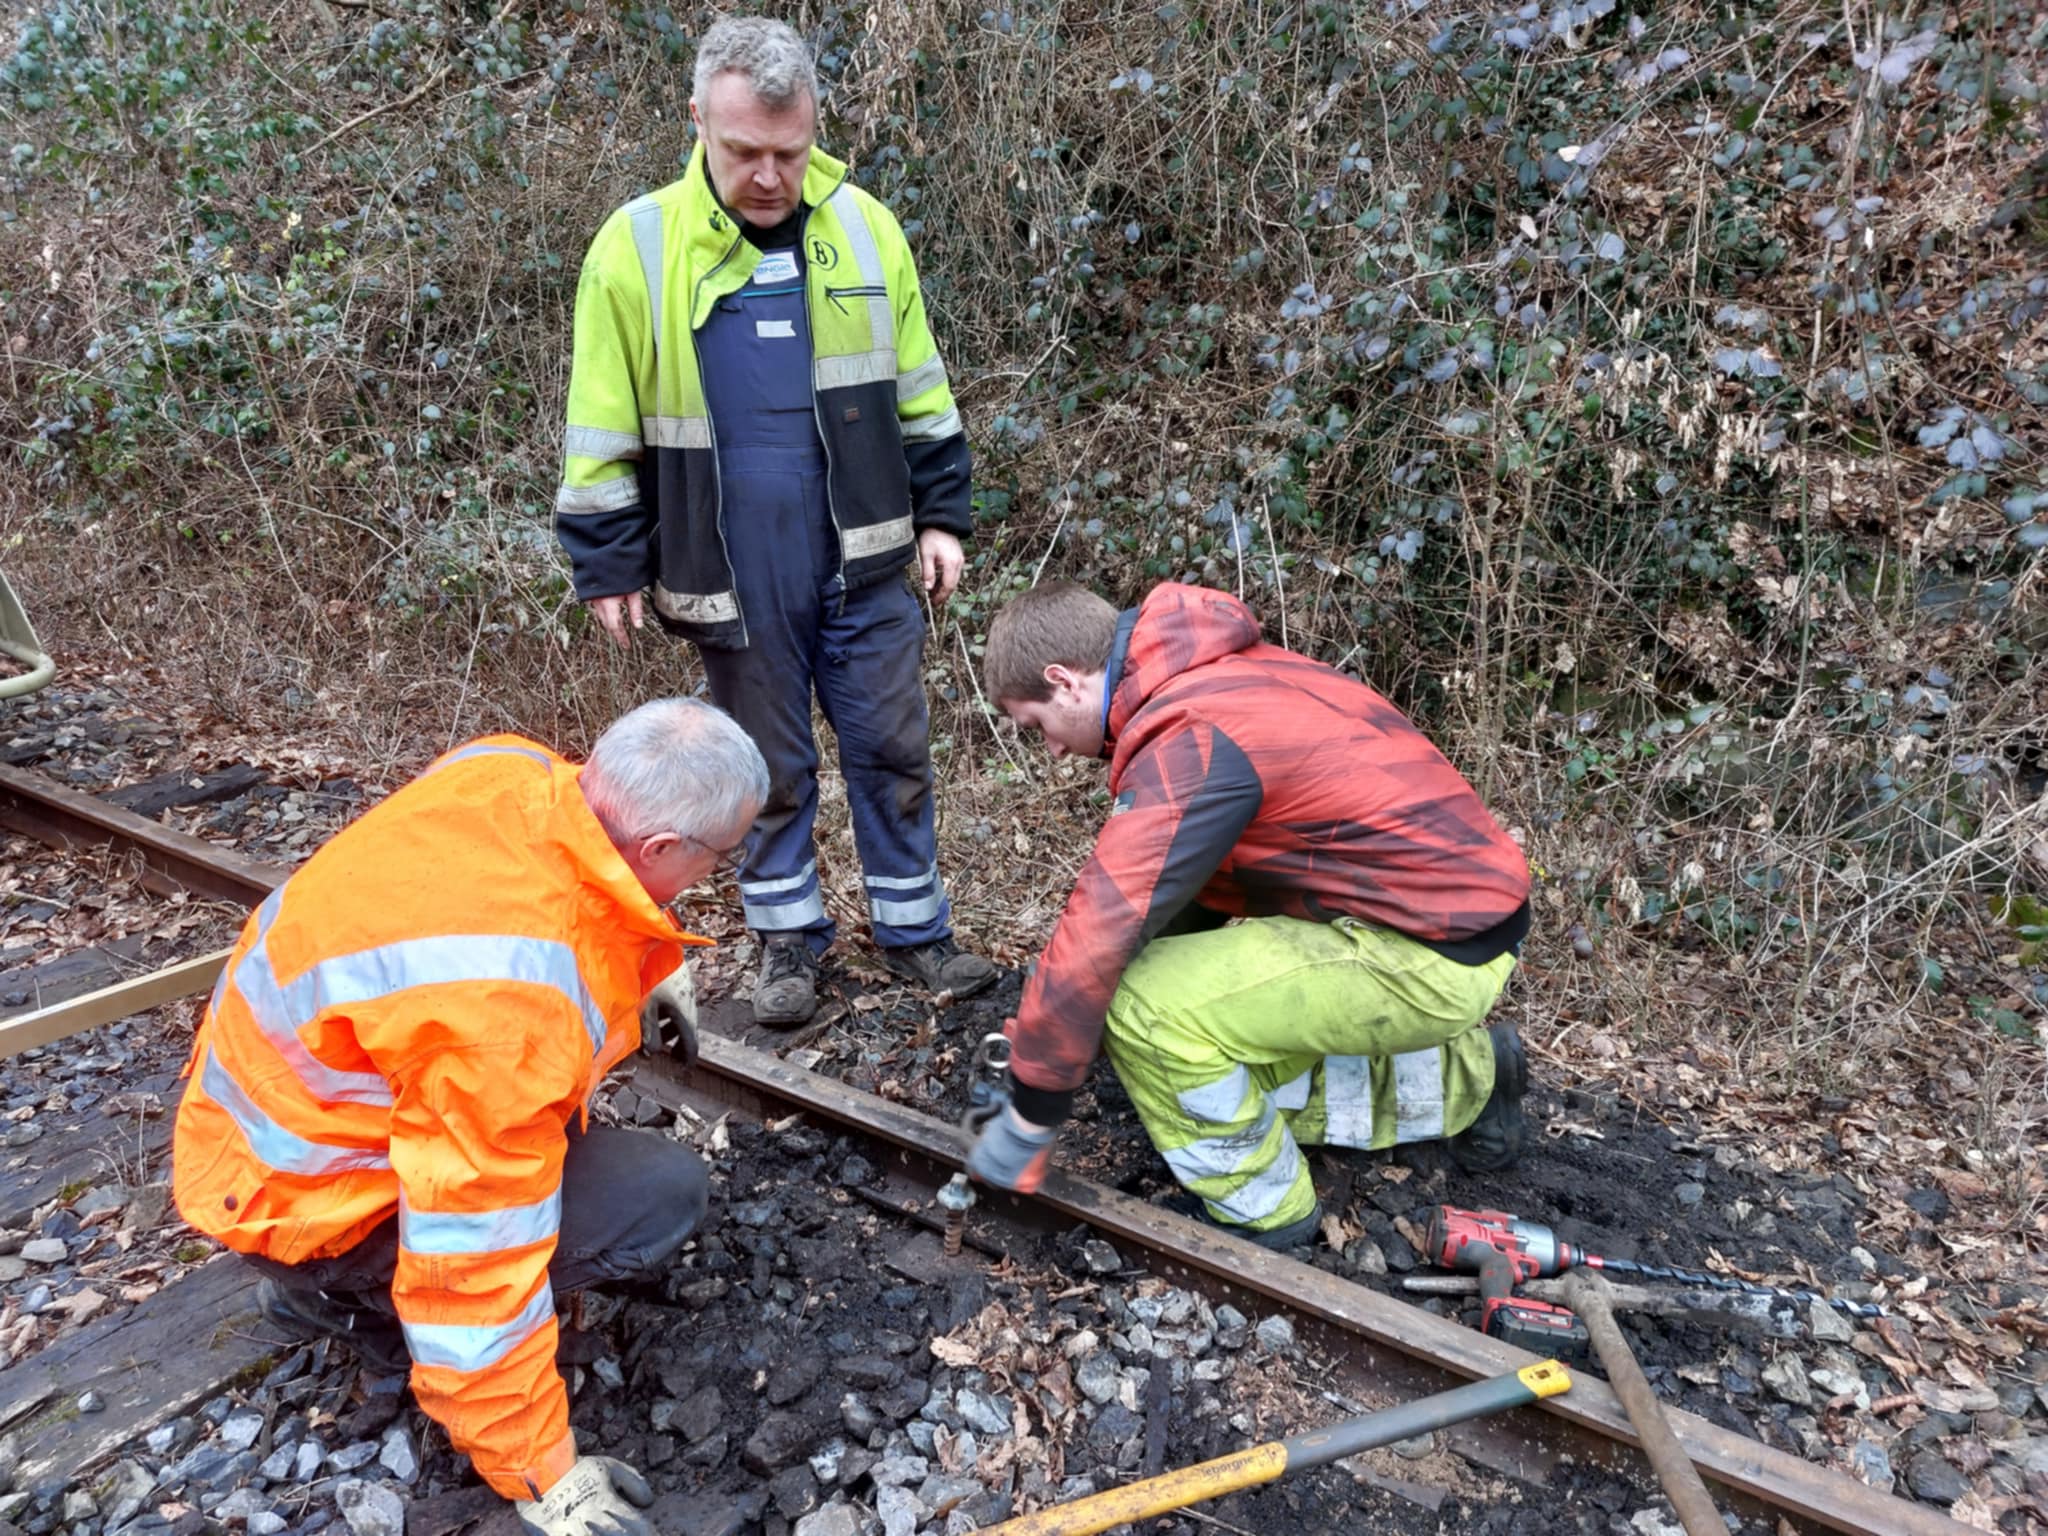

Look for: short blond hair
[984,582,1119,704]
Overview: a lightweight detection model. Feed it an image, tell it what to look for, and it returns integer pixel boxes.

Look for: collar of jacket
[1098,606,1141,756]
[678,139,853,325]
[553,762,712,952]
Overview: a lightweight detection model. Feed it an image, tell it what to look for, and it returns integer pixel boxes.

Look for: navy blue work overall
[692,242,950,953]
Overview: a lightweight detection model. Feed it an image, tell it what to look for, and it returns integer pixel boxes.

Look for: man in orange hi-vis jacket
[173,699,768,1536]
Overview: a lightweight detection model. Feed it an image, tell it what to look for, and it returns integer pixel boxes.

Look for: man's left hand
[917,529,965,604]
[966,1104,1054,1193]
[639,972,699,1068]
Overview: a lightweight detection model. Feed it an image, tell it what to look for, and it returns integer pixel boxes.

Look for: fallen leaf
[929,1335,980,1368]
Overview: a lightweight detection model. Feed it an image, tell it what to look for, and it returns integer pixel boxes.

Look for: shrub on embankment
[1,3,2044,1092]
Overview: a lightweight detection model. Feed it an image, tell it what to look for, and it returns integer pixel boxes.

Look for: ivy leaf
[1854,31,1939,85]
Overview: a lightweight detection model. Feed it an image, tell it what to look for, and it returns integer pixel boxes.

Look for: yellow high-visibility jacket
[556,143,970,647]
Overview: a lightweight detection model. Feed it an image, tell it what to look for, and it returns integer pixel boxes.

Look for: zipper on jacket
[824,283,889,315]
[801,165,855,598]
[690,228,749,646]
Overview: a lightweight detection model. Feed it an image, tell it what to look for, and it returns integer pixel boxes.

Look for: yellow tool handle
[984,1443,1289,1536]
[981,1362,1571,1536]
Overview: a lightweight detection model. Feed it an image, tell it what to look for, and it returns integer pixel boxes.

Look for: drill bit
[1589,1256,1884,1319]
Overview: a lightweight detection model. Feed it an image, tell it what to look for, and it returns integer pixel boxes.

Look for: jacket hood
[1106,583,1264,741]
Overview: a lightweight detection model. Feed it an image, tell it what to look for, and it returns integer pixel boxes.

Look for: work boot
[256,1277,410,1374]
[1169,1191,1324,1253]
[752,938,821,1027]
[879,936,998,999]
[1447,1021,1529,1173]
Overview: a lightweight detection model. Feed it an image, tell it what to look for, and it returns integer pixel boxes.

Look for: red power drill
[1424,1206,1592,1362]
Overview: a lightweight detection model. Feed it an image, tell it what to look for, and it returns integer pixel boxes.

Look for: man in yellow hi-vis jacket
[556,16,995,1027]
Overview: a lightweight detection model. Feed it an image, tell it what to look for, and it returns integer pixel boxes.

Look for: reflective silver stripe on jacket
[840,515,913,561]
[403,1284,556,1373]
[627,194,667,419]
[900,405,963,442]
[824,186,895,354]
[896,356,948,403]
[233,892,613,1085]
[563,425,645,462]
[231,889,394,1107]
[652,583,740,626]
[643,415,713,450]
[400,1187,564,1256]
[556,478,641,516]
[814,350,897,392]
[426,742,556,777]
[199,1048,392,1177]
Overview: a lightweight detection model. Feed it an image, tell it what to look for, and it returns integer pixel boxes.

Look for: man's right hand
[587,593,645,649]
[516,1455,654,1536]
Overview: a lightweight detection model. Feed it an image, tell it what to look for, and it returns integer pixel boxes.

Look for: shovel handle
[981,1362,1570,1536]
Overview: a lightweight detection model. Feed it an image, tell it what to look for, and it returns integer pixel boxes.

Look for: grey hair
[692,16,819,113]
[582,698,769,848]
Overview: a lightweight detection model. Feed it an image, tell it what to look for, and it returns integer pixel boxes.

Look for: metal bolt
[936,1173,976,1257]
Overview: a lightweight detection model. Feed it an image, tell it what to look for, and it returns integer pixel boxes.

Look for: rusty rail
[0,760,1971,1536]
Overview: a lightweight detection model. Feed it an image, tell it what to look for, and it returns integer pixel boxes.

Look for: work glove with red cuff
[966,1102,1055,1193]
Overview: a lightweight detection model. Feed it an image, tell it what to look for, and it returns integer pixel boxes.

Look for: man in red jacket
[966,582,1533,1249]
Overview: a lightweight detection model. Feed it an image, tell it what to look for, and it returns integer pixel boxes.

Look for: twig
[305,64,454,157]
[304,0,519,157]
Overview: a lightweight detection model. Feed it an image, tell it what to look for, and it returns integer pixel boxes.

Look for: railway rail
[0,759,1969,1536]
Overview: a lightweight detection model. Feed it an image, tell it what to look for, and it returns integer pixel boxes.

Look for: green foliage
[2,0,2043,974]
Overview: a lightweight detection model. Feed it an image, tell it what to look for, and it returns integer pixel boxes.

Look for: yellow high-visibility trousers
[1102,916,1514,1234]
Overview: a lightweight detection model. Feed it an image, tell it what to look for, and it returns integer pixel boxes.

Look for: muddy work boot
[1447,1021,1530,1173]
[257,1277,410,1374]
[879,936,998,999]
[752,937,822,1027]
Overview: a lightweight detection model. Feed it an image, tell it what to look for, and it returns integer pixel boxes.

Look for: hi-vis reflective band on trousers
[740,860,828,932]
[864,863,944,929]
[402,1284,557,1373]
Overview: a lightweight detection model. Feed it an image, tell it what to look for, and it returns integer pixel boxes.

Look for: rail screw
[936,1173,976,1257]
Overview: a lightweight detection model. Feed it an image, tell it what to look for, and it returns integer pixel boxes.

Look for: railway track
[0,759,1970,1536]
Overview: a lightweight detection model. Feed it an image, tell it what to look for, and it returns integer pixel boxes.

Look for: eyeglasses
[681,832,749,875]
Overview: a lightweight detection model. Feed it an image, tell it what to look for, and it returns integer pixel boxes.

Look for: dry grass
[2,1,2042,1231]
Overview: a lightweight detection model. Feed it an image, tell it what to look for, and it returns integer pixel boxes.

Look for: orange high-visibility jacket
[173,736,701,1500]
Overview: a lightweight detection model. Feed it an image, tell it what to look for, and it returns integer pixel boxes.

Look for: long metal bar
[0,949,231,1059]
[1563,1270,1726,1536]
[0,765,1970,1536]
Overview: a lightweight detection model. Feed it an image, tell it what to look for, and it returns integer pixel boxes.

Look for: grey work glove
[639,970,699,1068]
[966,1103,1055,1194]
[515,1456,653,1536]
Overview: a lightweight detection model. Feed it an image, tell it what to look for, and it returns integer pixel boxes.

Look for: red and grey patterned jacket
[1006,583,1531,1125]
